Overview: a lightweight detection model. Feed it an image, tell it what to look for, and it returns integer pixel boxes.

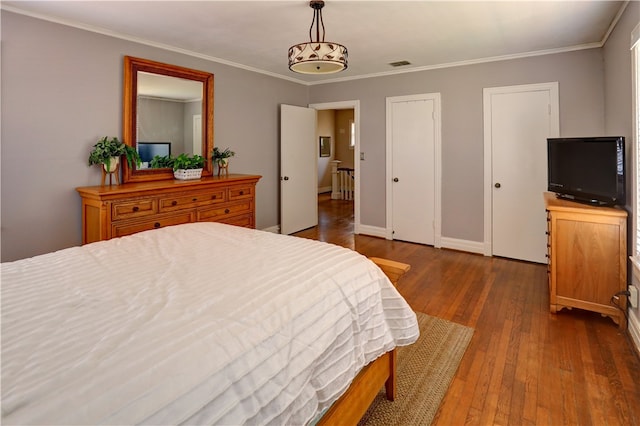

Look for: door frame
[385,93,442,247]
[308,100,361,233]
[482,82,559,256]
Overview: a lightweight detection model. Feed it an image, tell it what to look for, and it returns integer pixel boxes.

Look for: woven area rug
[359,312,474,426]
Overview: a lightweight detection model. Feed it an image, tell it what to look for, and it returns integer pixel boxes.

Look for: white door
[280,104,318,234]
[387,95,438,245]
[484,83,559,263]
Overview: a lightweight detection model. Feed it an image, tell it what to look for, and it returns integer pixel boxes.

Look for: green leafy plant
[88,136,141,170]
[150,154,175,169]
[172,153,205,171]
[212,147,236,163]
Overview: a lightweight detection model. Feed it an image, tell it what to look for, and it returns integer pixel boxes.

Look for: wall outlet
[629,285,639,308]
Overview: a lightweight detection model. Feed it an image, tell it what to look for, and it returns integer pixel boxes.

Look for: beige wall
[335,110,355,170]
[316,110,335,191]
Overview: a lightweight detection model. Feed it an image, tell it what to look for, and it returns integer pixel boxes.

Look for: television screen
[138,142,171,163]
[547,136,625,206]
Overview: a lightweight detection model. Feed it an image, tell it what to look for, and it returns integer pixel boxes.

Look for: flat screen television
[137,142,171,163]
[547,136,625,206]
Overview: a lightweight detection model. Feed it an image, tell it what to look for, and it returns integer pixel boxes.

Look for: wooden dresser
[77,174,261,244]
[544,192,627,328]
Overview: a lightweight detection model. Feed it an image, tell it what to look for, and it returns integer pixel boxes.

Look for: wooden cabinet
[77,174,261,244]
[544,192,627,328]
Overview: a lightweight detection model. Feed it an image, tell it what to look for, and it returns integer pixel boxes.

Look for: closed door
[484,83,559,263]
[388,96,437,245]
[280,104,318,235]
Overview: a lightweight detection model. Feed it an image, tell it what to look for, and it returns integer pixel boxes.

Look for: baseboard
[261,225,280,234]
[356,225,388,239]
[355,227,485,255]
[439,237,485,254]
[629,310,640,356]
[628,258,640,357]
[272,219,484,256]
[318,186,331,194]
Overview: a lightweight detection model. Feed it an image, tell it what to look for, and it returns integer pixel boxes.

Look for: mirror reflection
[136,72,203,169]
[122,56,214,183]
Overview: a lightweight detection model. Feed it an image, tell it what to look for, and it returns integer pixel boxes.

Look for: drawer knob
[132,206,139,212]
[225,209,230,214]
[172,201,178,206]
[154,222,161,228]
[239,191,244,195]
[192,198,197,202]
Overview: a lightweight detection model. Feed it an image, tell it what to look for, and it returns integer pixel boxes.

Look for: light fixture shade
[288,42,348,74]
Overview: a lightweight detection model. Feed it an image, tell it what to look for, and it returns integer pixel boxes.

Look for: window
[349,119,355,149]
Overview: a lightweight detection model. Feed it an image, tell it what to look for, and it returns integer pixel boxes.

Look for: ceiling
[2,1,629,85]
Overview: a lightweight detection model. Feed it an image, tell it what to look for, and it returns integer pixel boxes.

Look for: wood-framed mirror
[122,56,214,183]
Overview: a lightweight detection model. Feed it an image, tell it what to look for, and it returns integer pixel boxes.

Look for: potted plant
[212,147,235,176]
[173,153,205,180]
[150,154,175,169]
[88,136,141,184]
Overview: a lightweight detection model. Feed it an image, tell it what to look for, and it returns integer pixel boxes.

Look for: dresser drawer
[229,185,254,201]
[78,175,261,244]
[112,212,193,238]
[198,200,252,221]
[216,213,254,228]
[159,189,226,212]
[112,199,157,220]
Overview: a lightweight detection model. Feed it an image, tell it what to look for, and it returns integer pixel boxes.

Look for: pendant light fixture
[288,0,348,74]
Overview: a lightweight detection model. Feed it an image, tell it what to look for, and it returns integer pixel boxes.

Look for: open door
[280,104,318,234]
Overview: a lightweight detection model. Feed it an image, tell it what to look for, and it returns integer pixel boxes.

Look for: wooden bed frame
[318,257,411,425]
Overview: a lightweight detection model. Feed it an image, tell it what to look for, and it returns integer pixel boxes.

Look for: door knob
[282,176,289,181]
[393,177,399,182]
[494,182,501,188]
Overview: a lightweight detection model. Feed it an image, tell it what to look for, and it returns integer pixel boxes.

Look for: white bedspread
[1,222,418,425]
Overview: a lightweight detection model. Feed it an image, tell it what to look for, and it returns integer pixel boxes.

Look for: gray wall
[1,11,307,261]
[603,0,638,215]
[2,5,637,262]
[138,97,186,152]
[309,50,607,242]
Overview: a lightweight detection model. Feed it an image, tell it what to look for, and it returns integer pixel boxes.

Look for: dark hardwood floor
[294,193,640,425]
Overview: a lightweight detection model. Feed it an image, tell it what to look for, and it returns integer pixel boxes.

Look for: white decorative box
[173,168,203,180]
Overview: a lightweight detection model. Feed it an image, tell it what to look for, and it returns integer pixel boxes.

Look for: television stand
[544,192,627,328]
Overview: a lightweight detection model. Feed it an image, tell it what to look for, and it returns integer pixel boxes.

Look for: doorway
[310,101,360,236]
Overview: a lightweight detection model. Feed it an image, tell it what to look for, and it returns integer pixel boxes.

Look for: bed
[1,222,419,425]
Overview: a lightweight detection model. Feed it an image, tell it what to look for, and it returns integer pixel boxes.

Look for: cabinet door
[554,215,623,305]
